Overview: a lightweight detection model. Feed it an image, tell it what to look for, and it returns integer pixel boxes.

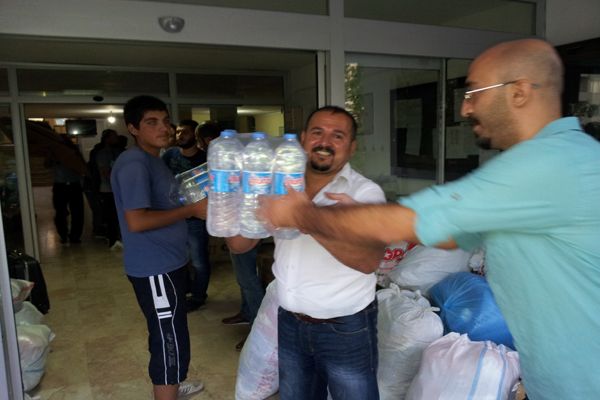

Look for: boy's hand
[190,198,208,219]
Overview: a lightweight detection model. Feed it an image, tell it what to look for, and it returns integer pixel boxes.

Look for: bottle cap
[283,133,297,140]
[220,130,235,138]
[252,132,266,140]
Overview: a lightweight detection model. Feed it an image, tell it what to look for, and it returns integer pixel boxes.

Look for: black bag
[7,250,50,314]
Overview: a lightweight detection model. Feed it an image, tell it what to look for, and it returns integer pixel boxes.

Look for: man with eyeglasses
[258,39,600,399]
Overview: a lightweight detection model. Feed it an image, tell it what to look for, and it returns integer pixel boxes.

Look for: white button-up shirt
[273,163,386,319]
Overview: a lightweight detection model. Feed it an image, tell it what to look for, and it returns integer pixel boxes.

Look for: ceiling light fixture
[107,112,116,124]
[158,16,185,33]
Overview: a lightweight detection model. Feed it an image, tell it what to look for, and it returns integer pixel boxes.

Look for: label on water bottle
[210,169,241,193]
[273,172,304,195]
[242,171,272,195]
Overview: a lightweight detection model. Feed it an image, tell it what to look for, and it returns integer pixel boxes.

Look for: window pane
[345,0,536,35]
[574,74,600,141]
[177,74,284,103]
[0,69,8,96]
[0,105,25,251]
[17,69,169,97]
[346,61,440,200]
[178,104,286,137]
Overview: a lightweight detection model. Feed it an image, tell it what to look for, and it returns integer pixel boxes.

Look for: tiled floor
[28,186,251,399]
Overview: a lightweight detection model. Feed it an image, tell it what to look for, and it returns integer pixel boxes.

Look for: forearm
[297,203,419,246]
[125,205,197,232]
[312,233,385,273]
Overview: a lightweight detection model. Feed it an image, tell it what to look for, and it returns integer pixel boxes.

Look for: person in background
[159,123,177,157]
[259,39,600,400]
[116,134,129,153]
[221,247,264,351]
[95,128,123,250]
[162,119,211,311]
[86,131,110,238]
[111,95,206,400]
[195,121,220,152]
[226,106,385,399]
[47,134,86,244]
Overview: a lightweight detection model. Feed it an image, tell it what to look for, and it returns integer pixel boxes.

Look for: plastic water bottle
[272,133,306,240]
[207,130,244,237]
[170,163,209,205]
[240,132,274,239]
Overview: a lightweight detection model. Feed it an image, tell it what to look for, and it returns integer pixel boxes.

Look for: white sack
[15,301,44,326]
[388,246,471,296]
[17,324,55,391]
[377,284,444,400]
[236,280,279,400]
[406,332,520,400]
[11,279,34,312]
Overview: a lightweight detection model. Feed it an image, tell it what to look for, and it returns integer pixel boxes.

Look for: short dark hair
[100,128,118,143]
[304,105,358,139]
[123,95,168,129]
[178,119,199,132]
[196,121,221,141]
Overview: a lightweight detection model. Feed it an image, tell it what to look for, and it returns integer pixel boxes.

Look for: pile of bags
[11,278,55,392]
[236,242,522,400]
[378,243,520,400]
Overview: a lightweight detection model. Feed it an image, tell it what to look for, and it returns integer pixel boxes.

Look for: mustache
[467,117,479,126]
[312,145,335,156]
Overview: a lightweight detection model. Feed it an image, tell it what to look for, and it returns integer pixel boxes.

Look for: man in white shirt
[226,106,385,399]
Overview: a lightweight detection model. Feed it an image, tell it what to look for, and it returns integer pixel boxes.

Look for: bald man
[259,39,600,399]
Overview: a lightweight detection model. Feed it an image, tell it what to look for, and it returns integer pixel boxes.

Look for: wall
[546,0,600,45]
[191,111,211,125]
[254,112,284,136]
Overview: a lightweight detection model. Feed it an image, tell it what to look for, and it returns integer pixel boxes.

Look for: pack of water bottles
[171,163,209,205]
[206,130,306,239]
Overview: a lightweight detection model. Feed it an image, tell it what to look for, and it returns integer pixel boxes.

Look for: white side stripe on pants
[150,274,173,319]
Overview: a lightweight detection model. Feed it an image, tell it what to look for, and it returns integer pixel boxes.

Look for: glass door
[0,105,24,399]
[0,104,25,251]
[345,54,442,201]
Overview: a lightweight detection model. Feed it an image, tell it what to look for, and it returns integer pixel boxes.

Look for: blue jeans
[186,218,211,303]
[278,301,379,400]
[231,247,264,323]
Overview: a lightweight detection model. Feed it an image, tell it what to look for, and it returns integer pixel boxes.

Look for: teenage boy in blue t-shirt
[111,95,207,400]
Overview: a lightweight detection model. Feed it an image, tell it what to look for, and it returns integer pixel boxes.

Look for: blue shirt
[161,146,207,176]
[111,146,188,277]
[402,117,600,399]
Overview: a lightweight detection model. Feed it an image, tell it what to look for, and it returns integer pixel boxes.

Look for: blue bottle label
[242,171,272,195]
[191,162,208,175]
[273,172,304,195]
[210,169,241,193]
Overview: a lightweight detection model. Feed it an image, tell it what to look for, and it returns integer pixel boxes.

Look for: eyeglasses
[463,80,518,100]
